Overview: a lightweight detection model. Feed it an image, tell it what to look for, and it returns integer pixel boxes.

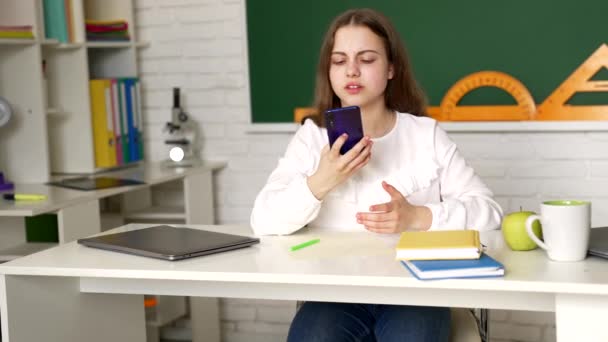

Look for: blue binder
[123,78,139,161]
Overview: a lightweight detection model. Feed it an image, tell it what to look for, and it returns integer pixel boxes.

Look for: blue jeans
[287,302,450,342]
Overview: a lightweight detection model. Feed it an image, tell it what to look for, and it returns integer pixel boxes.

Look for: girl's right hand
[307,134,372,200]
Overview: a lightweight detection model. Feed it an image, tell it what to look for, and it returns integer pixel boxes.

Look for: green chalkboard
[246,1,608,123]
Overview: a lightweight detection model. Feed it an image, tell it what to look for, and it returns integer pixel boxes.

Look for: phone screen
[324,106,364,155]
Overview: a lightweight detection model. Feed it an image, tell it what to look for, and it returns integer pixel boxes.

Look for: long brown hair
[311,8,427,127]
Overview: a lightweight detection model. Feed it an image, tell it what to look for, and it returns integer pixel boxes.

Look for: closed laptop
[589,227,608,259]
[78,225,260,261]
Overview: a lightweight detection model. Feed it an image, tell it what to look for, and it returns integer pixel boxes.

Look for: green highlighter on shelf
[3,193,47,201]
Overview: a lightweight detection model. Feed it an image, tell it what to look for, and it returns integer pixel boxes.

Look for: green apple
[501,210,543,251]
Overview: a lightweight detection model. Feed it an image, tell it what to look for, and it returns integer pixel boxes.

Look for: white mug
[525,200,591,262]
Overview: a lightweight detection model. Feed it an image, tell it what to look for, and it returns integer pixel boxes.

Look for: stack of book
[395,230,504,280]
[0,25,34,39]
[85,20,129,42]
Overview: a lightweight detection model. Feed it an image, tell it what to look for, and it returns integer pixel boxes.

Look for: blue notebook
[401,253,505,280]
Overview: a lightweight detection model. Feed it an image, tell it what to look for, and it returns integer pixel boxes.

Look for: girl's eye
[331,60,346,65]
[360,59,375,64]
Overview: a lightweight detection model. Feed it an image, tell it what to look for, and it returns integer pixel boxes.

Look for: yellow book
[395,230,481,260]
[0,31,35,39]
[90,79,117,168]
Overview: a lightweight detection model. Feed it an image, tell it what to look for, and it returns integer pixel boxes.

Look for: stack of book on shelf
[43,0,75,43]
[85,20,129,42]
[0,25,34,39]
[89,78,144,169]
[395,230,504,280]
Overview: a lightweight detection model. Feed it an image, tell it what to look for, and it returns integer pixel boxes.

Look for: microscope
[162,87,200,167]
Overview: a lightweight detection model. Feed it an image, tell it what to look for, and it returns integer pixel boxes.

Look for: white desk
[2,224,608,342]
[0,162,226,342]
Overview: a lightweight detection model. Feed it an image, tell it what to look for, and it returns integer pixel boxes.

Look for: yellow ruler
[536,44,608,120]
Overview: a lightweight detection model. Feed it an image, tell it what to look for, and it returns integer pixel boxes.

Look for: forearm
[306,173,333,200]
[250,177,322,235]
[424,195,503,231]
[409,205,433,231]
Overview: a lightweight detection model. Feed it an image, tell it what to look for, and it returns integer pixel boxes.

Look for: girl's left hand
[356,181,432,234]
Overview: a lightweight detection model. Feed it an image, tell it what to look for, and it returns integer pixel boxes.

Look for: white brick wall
[135,0,608,341]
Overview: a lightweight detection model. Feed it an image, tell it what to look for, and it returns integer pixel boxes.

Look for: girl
[250,8,502,342]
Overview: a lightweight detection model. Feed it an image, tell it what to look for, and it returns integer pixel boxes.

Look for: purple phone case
[324,106,364,155]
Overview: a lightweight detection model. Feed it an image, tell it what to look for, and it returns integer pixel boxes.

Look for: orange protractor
[438,71,536,121]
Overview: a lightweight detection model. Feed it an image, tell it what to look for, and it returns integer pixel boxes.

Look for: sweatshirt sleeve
[424,124,503,231]
[250,120,324,236]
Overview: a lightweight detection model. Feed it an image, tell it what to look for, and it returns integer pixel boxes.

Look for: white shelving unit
[0,1,192,339]
[0,0,147,182]
[0,0,49,183]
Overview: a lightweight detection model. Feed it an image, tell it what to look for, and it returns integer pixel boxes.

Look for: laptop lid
[588,227,608,258]
[78,225,260,261]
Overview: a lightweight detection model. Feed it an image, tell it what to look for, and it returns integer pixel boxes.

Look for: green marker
[290,238,320,251]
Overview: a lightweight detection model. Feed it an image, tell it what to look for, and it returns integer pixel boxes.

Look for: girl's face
[329,25,394,111]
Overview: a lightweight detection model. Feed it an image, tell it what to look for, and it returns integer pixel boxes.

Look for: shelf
[86,41,132,48]
[135,41,150,48]
[145,295,187,327]
[0,38,36,45]
[41,39,59,45]
[0,242,57,262]
[124,206,186,221]
[100,212,125,231]
[54,43,84,50]
[83,41,149,49]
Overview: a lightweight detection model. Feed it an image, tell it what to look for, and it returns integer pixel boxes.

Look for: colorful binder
[89,77,142,168]
[89,79,117,168]
[124,78,139,161]
[118,79,130,163]
[109,79,123,164]
[134,78,144,160]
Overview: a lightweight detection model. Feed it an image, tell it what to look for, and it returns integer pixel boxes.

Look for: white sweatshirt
[250,113,503,236]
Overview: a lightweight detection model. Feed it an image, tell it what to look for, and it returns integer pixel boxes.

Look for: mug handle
[525,215,548,251]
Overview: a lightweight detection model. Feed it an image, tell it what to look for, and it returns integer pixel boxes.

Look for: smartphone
[324,106,364,155]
